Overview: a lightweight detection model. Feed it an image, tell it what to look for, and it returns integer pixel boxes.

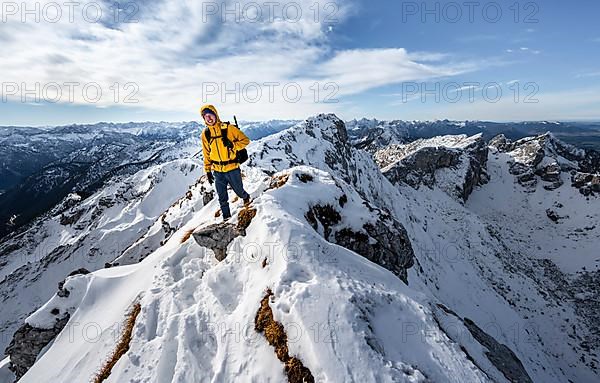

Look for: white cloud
[315,48,477,95]
[0,0,479,120]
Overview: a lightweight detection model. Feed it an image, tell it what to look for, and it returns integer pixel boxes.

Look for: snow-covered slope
[2,115,599,383]
[0,159,203,354]
[14,166,494,383]
[0,122,201,239]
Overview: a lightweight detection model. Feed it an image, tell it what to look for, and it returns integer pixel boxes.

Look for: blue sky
[1,0,599,125]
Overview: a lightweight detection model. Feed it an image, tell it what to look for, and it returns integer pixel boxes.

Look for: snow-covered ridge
[0,159,202,355]
[375,133,484,169]
[10,166,492,383]
[0,120,293,240]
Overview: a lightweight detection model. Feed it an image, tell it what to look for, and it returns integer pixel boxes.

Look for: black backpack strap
[205,124,232,150]
[221,122,230,135]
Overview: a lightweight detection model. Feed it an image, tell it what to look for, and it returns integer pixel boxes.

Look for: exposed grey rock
[306,203,414,284]
[382,146,462,188]
[492,132,600,195]
[59,209,84,226]
[509,162,538,191]
[202,188,215,206]
[336,220,414,283]
[304,204,341,241]
[376,135,488,201]
[463,318,533,383]
[192,222,246,261]
[57,268,90,298]
[434,304,533,382]
[545,209,562,223]
[572,172,600,196]
[5,315,70,380]
[488,134,512,152]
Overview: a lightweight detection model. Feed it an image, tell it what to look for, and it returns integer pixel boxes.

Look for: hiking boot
[243,197,251,206]
[222,215,231,222]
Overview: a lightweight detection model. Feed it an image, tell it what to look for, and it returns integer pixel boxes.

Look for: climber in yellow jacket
[200,104,251,220]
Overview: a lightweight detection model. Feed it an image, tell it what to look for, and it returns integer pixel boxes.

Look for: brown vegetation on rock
[94,302,142,383]
[180,229,195,244]
[268,174,290,190]
[237,206,257,231]
[255,290,315,383]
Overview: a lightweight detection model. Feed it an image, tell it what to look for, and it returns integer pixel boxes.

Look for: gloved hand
[207,172,214,185]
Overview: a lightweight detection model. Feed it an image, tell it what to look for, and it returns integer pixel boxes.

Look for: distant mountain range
[346,119,600,151]
[2,119,599,240]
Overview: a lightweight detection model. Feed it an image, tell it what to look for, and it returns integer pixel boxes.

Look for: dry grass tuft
[267,174,290,190]
[286,357,315,383]
[255,290,315,383]
[180,229,194,244]
[94,302,142,383]
[262,258,268,268]
[237,206,257,231]
[215,209,221,218]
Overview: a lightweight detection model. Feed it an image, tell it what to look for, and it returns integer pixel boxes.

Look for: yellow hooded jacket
[200,104,250,173]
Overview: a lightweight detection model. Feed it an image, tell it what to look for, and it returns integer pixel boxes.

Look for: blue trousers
[214,167,249,219]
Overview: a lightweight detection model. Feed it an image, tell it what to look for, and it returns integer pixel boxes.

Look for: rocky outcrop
[192,222,246,261]
[380,146,461,187]
[571,172,600,196]
[3,265,93,379]
[57,268,90,297]
[488,134,512,152]
[335,219,414,283]
[434,304,533,383]
[462,318,533,383]
[305,202,414,283]
[491,132,600,194]
[375,134,489,201]
[5,315,70,380]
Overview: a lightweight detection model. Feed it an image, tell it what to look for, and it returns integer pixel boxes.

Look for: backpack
[204,122,248,164]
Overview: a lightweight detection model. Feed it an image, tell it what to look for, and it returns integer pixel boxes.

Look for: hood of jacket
[200,104,221,123]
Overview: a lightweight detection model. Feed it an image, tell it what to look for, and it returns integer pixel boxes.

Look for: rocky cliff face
[373,134,489,201]
[5,316,70,380]
[248,115,416,281]
[490,132,600,195]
